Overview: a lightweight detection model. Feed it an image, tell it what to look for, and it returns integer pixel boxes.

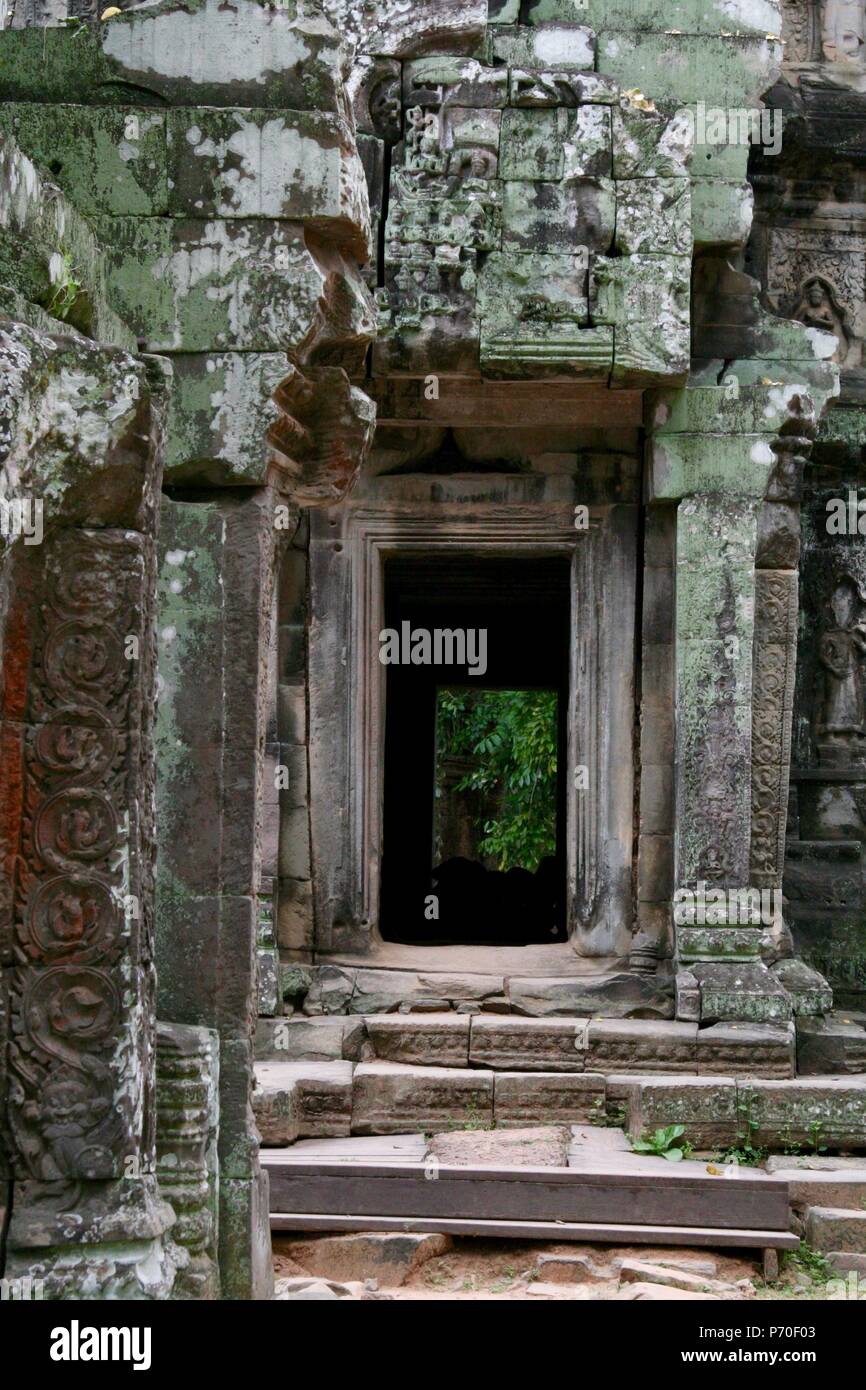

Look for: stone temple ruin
[1,0,866,1305]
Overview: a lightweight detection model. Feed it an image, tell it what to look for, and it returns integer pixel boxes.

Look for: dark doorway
[379,554,571,944]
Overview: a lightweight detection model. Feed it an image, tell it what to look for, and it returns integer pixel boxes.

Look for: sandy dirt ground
[274,1234,838,1300]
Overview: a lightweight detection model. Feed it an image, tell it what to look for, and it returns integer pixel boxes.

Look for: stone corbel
[268,362,376,508]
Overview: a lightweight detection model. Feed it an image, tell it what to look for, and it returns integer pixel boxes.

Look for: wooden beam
[262,1158,791,1233]
[270,1213,799,1250]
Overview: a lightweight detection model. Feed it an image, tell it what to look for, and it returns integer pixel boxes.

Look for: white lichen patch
[765,382,815,426]
[715,0,781,34]
[0,322,151,525]
[103,0,312,85]
[749,439,775,466]
[804,327,838,360]
[152,220,326,351]
[188,113,341,219]
[532,25,594,66]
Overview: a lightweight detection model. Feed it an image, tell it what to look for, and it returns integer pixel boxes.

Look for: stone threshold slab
[318,943,628,976]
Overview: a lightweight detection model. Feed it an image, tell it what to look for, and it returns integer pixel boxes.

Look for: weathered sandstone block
[494,1072,606,1127]
[470,1016,587,1071]
[352,1062,493,1135]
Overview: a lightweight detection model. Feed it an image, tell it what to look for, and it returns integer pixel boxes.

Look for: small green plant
[778,1120,827,1159]
[806,1120,828,1156]
[724,1086,767,1166]
[449,1103,491,1132]
[63,12,97,35]
[46,252,82,323]
[784,1242,833,1286]
[436,688,558,870]
[714,1144,765,1168]
[780,1128,802,1157]
[589,1094,626,1128]
[629,1124,693,1162]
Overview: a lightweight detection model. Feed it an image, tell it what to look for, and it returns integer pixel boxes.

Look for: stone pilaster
[154,489,279,1302]
[648,349,839,1021]
[670,493,792,1018]
[0,322,180,1297]
[674,492,759,897]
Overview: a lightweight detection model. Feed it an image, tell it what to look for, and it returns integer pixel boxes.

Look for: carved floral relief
[6,530,150,1181]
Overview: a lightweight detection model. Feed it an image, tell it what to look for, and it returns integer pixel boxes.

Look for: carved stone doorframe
[308,475,637,961]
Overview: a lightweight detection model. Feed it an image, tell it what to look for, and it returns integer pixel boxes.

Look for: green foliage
[589,1095,627,1129]
[716,1086,767,1167]
[448,1103,492,1132]
[784,1243,833,1285]
[715,1145,765,1167]
[46,252,82,323]
[436,688,557,871]
[629,1124,693,1162]
[780,1120,828,1159]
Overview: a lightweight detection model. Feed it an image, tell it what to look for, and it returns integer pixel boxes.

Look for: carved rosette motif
[6,530,153,1181]
[751,571,799,886]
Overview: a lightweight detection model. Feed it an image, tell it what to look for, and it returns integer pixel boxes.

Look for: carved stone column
[0,321,180,1297]
[156,1022,220,1300]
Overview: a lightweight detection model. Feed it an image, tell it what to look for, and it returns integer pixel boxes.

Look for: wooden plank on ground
[261,1157,791,1233]
[270,1213,799,1250]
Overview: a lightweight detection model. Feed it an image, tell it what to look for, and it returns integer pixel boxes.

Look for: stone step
[618,1258,747,1298]
[253,1059,866,1146]
[253,1060,608,1139]
[796,1015,866,1076]
[764,1165,866,1210]
[351,1062,602,1133]
[804,1206,866,1254]
[255,1013,797,1078]
[294,963,675,1020]
[255,1016,366,1063]
[352,1061,494,1135]
[365,1013,471,1067]
[618,1073,866,1152]
[254,1061,354,1141]
[692,961,793,1025]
